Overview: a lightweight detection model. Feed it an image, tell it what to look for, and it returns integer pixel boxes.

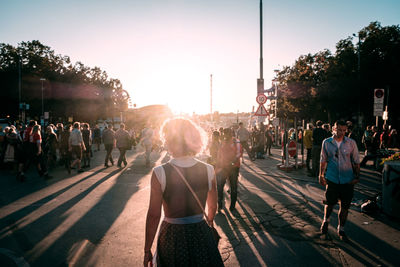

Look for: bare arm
[143,172,162,266]
[206,176,218,226]
[319,161,327,186]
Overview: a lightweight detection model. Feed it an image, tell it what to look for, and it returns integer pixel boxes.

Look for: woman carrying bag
[144,118,223,267]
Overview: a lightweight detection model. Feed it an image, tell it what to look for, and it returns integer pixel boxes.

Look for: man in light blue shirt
[319,120,360,241]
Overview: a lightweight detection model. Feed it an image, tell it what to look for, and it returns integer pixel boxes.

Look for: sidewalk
[216,147,400,266]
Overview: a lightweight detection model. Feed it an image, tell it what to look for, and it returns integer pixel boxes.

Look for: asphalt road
[0,147,399,267]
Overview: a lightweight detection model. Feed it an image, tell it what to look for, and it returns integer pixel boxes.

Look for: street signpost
[256,94,267,105]
[288,140,297,157]
[374,88,384,126]
[254,104,269,116]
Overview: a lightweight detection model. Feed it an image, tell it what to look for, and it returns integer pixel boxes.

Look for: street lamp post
[40,78,46,123]
[353,33,361,126]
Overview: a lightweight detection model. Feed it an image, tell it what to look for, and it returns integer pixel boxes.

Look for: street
[0,147,399,267]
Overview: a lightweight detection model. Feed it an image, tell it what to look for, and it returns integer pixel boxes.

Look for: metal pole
[357,34,361,126]
[210,74,213,122]
[259,0,263,80]
[18,56,22,122]
[40,78,45,123]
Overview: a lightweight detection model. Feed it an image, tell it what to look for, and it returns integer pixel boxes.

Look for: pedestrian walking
[265,126,273,156]
[68,122,86,173]
[115,123,131,168]
[93,125,101,151]
[143,118,223,267]
[208,130,221,167]
[319,120,360,241]
[141,125,154,167]
[216,127,241,212]
[237,122,255,161]
[44,125,58,169]
[304,123,313,173]
[309,120,327,177]
[81,123,92,168]
[102,124,115,167]
[360,126,380,167]
[29,124,51,179]
[60,124,72,174]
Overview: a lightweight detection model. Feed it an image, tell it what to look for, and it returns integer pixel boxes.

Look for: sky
[1,0,399,115]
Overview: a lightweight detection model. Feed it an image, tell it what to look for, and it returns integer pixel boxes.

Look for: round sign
[256,94,267,104]
[375,89,384,98]
[288,140,297,157]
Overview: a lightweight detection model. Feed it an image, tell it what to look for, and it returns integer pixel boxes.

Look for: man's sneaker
[338,230,348,241]
[78,168,84,173]
[320,221,329,234]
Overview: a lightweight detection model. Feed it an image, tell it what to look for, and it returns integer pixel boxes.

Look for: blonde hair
[160,118,207,157]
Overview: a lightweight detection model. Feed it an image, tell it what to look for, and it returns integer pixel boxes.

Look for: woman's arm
[143,171,163,266]
[206,175,218,226]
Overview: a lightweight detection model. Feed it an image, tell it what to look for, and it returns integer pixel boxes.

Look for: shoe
[338,230,348,241]
[320,221,329,234]
[44,174,53,179]
[111,160,114,166]
[78,169,84,173]
[104,164,109,168]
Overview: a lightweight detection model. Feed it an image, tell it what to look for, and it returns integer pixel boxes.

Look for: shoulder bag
[170,164,221,244]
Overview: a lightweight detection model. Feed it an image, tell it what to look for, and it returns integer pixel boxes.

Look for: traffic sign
[288,140,297,157]
[256,94,267,104]
[373,89,384,116]
[254,104,268,116]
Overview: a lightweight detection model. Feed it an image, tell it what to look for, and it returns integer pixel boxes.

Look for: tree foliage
[0,40,129,122]
[276,22,400,127]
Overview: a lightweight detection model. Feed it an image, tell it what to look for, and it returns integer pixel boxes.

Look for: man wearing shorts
[319,120,360,240]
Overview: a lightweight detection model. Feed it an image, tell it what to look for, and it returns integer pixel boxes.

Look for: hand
[350,178,360,185]
[319,175,326,186]
[143,251,153,267]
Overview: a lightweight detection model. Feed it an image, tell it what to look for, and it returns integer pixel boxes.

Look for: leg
[229,167,239,210]
[122,148,127,166]
[321,180,338,234]
[306,148,312,171]
[117,147,123,167]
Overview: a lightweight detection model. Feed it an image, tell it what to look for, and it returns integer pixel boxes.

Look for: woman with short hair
[144,118,223,266]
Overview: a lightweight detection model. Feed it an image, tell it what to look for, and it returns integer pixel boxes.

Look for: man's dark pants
[306,148,312,171]
[240,141,253,160]
[311,145,322,176]
[117,147,127,167]
[104,144,114,165]
[217,167,239,209]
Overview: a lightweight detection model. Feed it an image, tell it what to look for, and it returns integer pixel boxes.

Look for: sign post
[374,88,384,127]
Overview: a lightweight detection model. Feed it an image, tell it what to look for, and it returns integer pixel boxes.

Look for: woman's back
[160,161,209,218]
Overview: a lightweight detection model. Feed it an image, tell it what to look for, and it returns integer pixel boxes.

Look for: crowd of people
[0,120,139,182]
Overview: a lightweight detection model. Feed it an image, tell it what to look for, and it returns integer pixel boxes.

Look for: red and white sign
[288,140,297,157]
[256,94,267,105]
[254,104,268,116]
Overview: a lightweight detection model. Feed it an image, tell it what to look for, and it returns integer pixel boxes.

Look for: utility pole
[210,74,213,123]
[257,0,264,95]
[18,56,22,122]
[40,78,46,124]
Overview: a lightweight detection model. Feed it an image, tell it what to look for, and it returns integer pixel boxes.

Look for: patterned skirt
[156,220,224,267]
